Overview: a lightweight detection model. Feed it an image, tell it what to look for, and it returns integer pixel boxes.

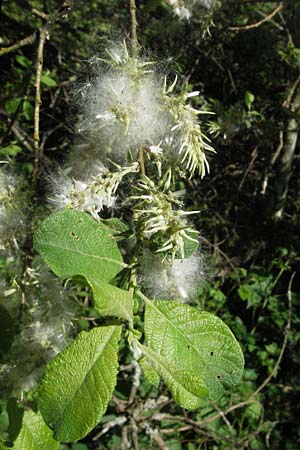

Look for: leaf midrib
[139,343,205,400]
[147,301,206,367]
[148,302,242,379]
[91,279,132,321]
[40,242,127,269]
[53,327,118,429]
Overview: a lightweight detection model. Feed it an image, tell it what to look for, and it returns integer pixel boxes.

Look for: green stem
[138,145,146,176]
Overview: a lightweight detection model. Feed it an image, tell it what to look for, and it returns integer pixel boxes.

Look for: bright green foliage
[100,218,129,237]
[12,410,59,450]
[145,300,244,400]
[136,342,208,409]
[34,209,125,283]
[38,326,121,442]
[40,73,57,87]
[32,209,244,442]
[89,279,133,321]
[34,210,133,321]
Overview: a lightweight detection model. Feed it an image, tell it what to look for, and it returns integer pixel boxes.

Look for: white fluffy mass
[48,162,138,219]
[0,262,77,395]
[167,0,217,20]
[0,167,25,248]
[77,52,170,160]
[138,249,207,301]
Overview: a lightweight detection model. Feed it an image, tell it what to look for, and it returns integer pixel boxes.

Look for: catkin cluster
[48,41,214,301]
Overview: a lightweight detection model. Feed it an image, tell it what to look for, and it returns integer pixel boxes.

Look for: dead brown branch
[229,4,283,31]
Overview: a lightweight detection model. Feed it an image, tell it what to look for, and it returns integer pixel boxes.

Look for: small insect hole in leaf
[210,352,214,356]
[70,231,80,240]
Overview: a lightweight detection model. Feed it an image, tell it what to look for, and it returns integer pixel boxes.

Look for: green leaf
[34,210,126,283]
[238,284,252,301]
[41,74,57,87]
[7,398,24,442]
[183,236,199,258]
[175,235,198,259]
[100,218,129,238]
[245,402,262,421]
[245,91,255,110]
[136,342,208,409]
[13,410,59,450]
[23,100,34,120]
[89,278,133,322]
[39,326,121,442]
[4,98,21,115]
[73,444,88,450]
[0,144,22,157]
[34,210,131,321]
[15,55,31,68]
[145,300,244,400]
[138,356,160,387]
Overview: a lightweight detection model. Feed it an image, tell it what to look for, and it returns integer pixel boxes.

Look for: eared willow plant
[25,40,244,444]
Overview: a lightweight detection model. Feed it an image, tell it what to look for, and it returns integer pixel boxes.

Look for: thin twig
[210,401,234,433]
[128,360,142,405]
[92,416,127,440]
[238,147,258,192]
[18,2,72,311]
[31,8,49,20]
[32,25,47,190]
[261,76,300,196]
[11,123,35,152]
[261,131,283,195]
[129,0,138,51]
[229,4,283,31]
[151,431,169,450]
[121,425,131,450]
[251,271,294,397]
[131,420,140,450]
[0,32,36,57]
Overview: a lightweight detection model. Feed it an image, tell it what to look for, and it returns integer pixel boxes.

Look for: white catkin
[77,69,171,161]
[167,0,217,20]
[48,162,138,219]
[138,249,207,301]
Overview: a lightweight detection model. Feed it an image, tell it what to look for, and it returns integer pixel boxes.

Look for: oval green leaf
[39,326,121,442]
[13,410,59,450]
[34,210,126,283]
[145,300,244,400]
[136,342,208,409]
[89,278,133,322]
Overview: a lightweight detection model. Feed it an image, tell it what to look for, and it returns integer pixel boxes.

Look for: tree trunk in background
[269,84,300,220]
